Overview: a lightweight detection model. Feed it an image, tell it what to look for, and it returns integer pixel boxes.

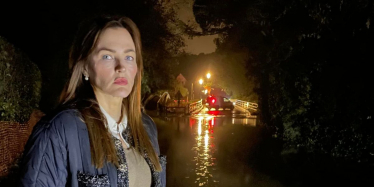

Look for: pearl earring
[85,75,89,81]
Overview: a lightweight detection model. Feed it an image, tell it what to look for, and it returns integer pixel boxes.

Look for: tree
[0,36,42,122]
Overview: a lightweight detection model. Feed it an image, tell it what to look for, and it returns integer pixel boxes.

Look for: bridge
[147,92,257,116]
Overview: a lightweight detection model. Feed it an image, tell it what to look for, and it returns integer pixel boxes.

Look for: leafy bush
[0,36,41,123]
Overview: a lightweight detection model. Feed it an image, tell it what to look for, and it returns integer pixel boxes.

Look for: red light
[212,99,216,103]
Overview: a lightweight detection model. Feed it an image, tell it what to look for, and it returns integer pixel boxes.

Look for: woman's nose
[116,60,126,72]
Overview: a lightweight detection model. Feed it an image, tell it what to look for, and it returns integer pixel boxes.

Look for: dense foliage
[0,36,41,122]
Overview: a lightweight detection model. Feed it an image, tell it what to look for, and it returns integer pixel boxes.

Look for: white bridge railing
[231,99,258,111]
[188,99,203,113]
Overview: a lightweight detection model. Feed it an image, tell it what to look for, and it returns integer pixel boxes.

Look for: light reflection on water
[231,117,257,126]
[192,115,218,186]
[198,118,202,136]
[188,112,257,186]
[203,110,257,127]
[159,110,261,186]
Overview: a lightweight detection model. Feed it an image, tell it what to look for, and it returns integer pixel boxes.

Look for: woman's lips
[114,77,128,85]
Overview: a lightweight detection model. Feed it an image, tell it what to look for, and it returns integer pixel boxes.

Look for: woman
[19,16,166,187]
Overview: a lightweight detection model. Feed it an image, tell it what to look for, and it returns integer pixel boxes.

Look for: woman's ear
[83,70,88,77]
[83,63,89,77]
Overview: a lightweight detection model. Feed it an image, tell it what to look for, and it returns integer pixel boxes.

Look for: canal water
[152,109,283,187]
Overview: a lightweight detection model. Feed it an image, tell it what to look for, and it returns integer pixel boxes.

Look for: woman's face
[86,27,138,98]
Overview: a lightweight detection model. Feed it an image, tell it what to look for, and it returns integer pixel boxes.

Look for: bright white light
[198,119,202,136]
[204,131,209,148]
[206,73,211,79]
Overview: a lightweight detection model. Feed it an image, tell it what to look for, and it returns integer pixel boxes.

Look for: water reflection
[158,109,262,186]
[198,118,202,136]
[204,130,209,148]
[192,115,217,186]
[188,112,258,186]
[231,117,257,126]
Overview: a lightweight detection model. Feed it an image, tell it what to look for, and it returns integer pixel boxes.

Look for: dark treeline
[0,0,184,112]
[192,0,374,184]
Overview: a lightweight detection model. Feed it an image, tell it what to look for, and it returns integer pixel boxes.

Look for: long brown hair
[59,16,161,171]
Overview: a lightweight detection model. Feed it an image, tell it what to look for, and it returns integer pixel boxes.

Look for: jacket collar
[99,105,128,141]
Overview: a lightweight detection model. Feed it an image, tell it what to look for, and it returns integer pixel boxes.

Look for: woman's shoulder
[25,108,85,153]
[39,108,81,124]
[34,108,84,134]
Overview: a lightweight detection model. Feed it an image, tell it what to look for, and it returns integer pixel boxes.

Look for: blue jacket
[18,109,166,187]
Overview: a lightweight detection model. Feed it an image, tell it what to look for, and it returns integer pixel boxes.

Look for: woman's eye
[126,56,134,61]
[102,55,113,60]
